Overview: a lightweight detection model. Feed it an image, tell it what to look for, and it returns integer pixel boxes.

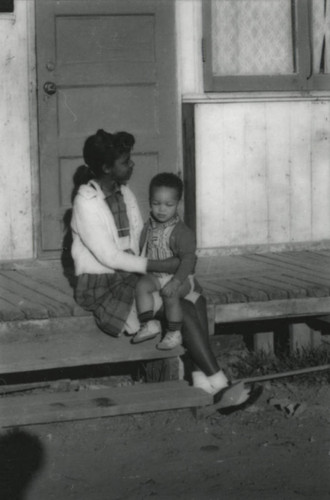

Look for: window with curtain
[203,0,330,92]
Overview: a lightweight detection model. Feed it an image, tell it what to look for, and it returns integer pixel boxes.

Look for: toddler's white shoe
[132,320,161,344]
[157,330,182,350]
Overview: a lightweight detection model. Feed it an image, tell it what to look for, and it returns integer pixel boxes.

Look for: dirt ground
[1,378,330,500]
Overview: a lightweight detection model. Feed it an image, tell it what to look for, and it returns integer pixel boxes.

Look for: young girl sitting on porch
[71,128,257,410]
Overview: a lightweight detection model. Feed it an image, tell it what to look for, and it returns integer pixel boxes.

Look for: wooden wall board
[193,101,330,250]
[265,102,291,244]
[289,102,312,241]
[311,102,330,241]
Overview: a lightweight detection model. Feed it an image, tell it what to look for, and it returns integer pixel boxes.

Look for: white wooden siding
[1,0,330,261]
[0,0,34,260]
[196,101,330,250]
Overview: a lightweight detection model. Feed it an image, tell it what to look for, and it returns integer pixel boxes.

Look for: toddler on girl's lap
[133,172,198,350]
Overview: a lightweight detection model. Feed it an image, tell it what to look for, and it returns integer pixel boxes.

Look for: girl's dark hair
[149,172,183,201]
[82,129,135,179]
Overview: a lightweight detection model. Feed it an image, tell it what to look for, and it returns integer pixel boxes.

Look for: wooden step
[0,317,184,375]
[0,381,212,427]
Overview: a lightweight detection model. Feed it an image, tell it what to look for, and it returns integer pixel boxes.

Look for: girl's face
[106,152,134,184]
[150,186,179,223]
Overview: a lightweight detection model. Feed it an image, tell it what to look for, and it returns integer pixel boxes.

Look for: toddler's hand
[161,278,181,298]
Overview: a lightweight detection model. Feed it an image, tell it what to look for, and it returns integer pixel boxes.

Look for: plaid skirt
[75,271,140,337]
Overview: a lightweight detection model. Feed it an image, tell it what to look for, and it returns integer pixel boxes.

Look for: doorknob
[43,81,57,95]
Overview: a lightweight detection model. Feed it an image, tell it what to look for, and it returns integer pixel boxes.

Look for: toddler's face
[150,186,179,223]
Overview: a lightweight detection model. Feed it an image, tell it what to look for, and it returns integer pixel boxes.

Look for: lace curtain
[211,0,295,76]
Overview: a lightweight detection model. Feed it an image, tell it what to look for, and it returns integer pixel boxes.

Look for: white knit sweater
[71,180,147,276]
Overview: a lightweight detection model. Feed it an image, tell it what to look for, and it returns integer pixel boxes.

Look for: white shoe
[192,371,214,394]
[157,330,182,350]
[132,320,161,344]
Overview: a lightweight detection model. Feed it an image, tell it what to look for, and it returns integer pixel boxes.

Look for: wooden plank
[0,284,49,320]
[311,101,330,240]
[249,252,330,278]
[207,303,215,335]
[2,269,76,306]
[289,323,313,352]
[199,278,247,303]
[312,250,330,260]
[19,266,76,298]
[253,332,274,354]
[260,272,327,297]
[291,251,330,265]
[0,381,212,427]
[289,102,312,241]
[267,251,330,276]
[214,296,330,324]
[245,254,330,293]
[244,103,268,245]
[239,277,288,300]
[265,102,291,244]
[246,274,308,299]
[0,317,185,374]
[0,271,72,317]
[275,271,330,294]
[0,296,25,321]
[219,279,269,302]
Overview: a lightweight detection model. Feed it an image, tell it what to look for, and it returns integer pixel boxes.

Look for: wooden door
[36,0,179,256]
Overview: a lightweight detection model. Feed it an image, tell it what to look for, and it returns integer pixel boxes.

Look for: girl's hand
[161,278,181,298]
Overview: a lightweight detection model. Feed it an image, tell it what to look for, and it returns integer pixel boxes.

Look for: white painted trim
[182,91,330,103]
[0,13,15,21]
[174,1,183,177]
[197,239,330,257]
[27,0,39,259]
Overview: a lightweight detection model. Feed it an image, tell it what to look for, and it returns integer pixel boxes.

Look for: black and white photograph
[0,0,330,498]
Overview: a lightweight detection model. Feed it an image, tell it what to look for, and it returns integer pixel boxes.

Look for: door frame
[27,0,40,260]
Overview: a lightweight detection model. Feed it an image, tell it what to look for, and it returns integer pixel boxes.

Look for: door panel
[36,0,178,255]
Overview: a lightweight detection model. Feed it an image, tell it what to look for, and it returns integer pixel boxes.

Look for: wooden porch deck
[2,249,330,320]
[1,250,330,426]
[1,249,330,376]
